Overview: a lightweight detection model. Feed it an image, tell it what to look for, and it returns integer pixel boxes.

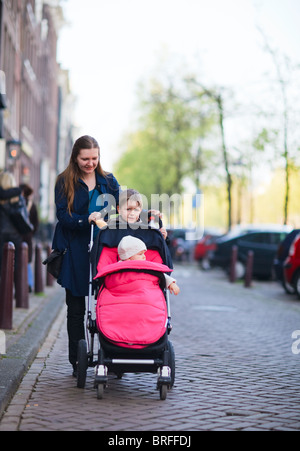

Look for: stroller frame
[76,223,175,400]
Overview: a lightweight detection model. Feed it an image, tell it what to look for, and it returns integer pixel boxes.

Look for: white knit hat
[118,236,147,261]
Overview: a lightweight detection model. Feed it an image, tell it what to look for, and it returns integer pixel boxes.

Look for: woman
[52,135,120,376]
[0,172,23,275]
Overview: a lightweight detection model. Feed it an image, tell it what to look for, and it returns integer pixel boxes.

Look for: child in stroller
[117,235,180,295]
[76,191,176,400]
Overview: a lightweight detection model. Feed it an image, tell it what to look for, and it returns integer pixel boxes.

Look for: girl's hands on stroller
[160,227,168,240]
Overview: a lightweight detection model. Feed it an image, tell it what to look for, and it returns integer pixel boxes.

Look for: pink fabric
[96,246,118,268]
[95,259,172,349]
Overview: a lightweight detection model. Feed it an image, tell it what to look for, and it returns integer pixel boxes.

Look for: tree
[258,28,294,225]
[185,78,233,231]
[115,78,214,202]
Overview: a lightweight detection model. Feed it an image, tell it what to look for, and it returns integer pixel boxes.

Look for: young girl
[107,188,167,240]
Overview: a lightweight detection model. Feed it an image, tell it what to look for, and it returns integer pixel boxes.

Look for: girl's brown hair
[57,135,107,215]
[119,189,143,208]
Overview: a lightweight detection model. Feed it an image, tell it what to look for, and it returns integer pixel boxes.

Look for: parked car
[194,231,223,269]
[283,233,300,298]
[167,228,197,261]
[209,225,292,279]
[273,229,300,293]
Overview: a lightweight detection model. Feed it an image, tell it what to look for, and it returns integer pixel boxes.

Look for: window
[270,233,288,245]
[241,233,267,244]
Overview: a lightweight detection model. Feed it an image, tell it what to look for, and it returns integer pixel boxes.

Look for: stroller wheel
[167,340,175,388]
[160,384,167,400]
[96,384,104,399]
[77,339,88,389]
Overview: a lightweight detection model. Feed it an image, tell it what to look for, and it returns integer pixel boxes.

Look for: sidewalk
[0,283,65,418]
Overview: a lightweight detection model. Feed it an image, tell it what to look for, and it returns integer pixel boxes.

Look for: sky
[57,0,300,171]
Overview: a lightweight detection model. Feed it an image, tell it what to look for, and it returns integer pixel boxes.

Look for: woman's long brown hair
[57,135,107,215]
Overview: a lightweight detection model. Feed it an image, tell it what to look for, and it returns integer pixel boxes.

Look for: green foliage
[252,128,278,152]
[114,61,300,228]
[114,78,216,201]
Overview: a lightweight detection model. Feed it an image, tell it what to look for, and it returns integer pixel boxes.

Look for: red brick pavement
[1,265,300,431]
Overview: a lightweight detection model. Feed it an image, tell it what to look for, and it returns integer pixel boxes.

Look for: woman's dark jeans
[65,289,86,367]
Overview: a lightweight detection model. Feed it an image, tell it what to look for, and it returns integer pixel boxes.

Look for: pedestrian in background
[20,184,39,292]
[0,174,21,200]
[52,135,120,376]
[0,171,23,278]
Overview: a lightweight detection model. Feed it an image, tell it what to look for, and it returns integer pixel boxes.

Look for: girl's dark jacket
[52,171,120,297]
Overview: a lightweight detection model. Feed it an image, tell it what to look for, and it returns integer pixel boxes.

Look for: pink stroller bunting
[95,260,172,349]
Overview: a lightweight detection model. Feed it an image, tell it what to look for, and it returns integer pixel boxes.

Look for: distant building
[0,0,75,223]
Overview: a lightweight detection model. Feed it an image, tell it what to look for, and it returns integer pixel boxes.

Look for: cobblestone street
[1,264,300,431]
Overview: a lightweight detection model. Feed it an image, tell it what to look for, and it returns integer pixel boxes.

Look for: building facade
[0,0,74,223]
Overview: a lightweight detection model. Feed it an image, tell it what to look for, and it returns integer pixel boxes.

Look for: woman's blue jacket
[52,171,120,296]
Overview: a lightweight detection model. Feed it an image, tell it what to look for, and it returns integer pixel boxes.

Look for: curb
[0,288,65,418]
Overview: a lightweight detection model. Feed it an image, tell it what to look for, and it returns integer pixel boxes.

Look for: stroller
[76,216,175,400]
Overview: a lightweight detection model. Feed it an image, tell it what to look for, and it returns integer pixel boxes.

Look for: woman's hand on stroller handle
[88,212,103,224]
[88,207,114,227]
